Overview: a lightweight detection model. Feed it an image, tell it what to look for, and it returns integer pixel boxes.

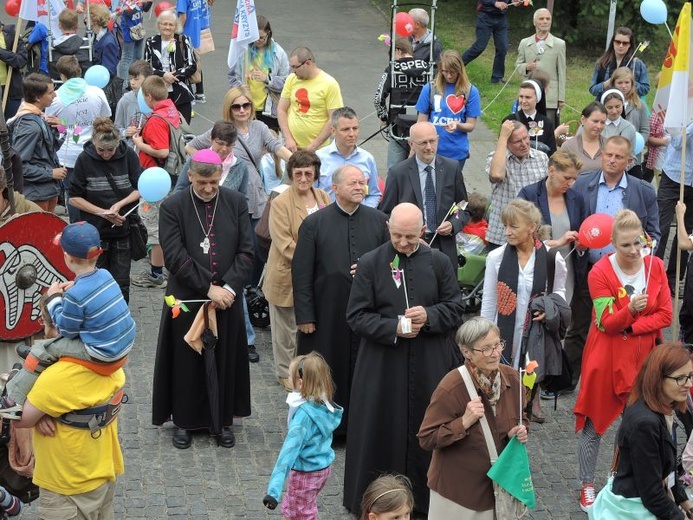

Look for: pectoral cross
[200,237,210,254]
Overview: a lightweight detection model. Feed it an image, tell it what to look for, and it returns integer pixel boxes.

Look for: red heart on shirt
[295,88,311,114]
[446,94,466,114]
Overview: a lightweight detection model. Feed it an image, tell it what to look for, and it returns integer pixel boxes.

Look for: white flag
[19,0,65,41]
[227,0,259,70]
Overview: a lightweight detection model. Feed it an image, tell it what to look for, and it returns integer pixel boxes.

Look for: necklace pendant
[200,237,210,254]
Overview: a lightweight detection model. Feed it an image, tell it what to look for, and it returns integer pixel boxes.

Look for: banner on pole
[227,0,258,70]
[652,2,693,132]
[19,0,66,41]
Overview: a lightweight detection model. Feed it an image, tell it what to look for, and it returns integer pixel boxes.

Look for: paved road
[14,0,634,518]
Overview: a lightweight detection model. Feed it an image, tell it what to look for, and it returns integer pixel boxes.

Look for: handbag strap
[458,365,499,462]
[102,168,128,199]
[235,135,260,174]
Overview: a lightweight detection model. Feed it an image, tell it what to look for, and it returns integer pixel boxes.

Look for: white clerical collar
[191,186,217,203]
[336,201,359,215]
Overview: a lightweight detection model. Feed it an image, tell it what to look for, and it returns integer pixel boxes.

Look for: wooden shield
[0,212,72,341]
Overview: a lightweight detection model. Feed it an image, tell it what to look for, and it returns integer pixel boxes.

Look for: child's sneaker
[0,396,22,420]
[131,271,166,288]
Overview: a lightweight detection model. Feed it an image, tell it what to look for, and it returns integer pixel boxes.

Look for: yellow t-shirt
[29,362,125,495]
[248,53,269,111]
[280,70,343,149]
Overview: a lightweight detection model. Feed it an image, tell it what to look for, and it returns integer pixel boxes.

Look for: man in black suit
[379,121,469,269]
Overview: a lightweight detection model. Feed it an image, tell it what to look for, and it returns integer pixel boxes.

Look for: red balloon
[154,1,173,17]
[394,12,415,37]
[4,0,20,18]
[578,213,614,249]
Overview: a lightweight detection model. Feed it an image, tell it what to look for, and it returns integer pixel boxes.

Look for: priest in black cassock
[343,202,464,515]
[292,164,389,437]
[152,149,254,450]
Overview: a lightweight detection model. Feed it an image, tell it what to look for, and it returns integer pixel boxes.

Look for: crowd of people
[1,0,693,518]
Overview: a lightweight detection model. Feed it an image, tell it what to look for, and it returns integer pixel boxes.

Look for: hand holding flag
[227,0,259,69]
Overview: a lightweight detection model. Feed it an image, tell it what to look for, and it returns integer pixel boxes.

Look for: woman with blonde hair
[574,209,672,512]
[611,66,650,179]
[415,49,481,169]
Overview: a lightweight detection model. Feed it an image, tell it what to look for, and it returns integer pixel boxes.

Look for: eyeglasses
[230,102,252,111]
[665,373,693,386]
[256,34,269,43]
[472,340,506,357]
[614,40,630,46]
[290,60,308,71]
[410,137,439,147]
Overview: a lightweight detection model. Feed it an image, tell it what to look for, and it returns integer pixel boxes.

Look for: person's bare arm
[306,110,336,152]
[676,201,693,251]
[489,120,514,183]
[277,98,296,152]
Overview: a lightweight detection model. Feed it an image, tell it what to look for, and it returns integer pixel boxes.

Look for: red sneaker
[579,483,596,512]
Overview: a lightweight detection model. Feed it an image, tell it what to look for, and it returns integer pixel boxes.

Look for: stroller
[245,266,270,329]
[457,252,486,313]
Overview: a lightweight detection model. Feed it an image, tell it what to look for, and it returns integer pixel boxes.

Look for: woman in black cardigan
[592,343,693,519]
[143,9,197,123]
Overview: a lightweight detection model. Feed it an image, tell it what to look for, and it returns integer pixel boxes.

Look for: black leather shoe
[172,428,192,449]
[247,345,260,363]
[217,427,235,448]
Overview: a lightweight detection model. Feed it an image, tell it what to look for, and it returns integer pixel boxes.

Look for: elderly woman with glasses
[227,15,290,131]
[418,317,528,519]
[143,9,197,123]
[68,117,142,303]
[591,343,693,519]
[574,209,672,512]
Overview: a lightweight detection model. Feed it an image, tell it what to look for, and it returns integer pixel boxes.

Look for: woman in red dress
[573,209,672,512]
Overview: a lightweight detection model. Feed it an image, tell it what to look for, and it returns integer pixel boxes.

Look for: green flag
[487,436,536,509]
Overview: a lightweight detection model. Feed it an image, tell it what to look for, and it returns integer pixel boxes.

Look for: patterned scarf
[468,361,502,406]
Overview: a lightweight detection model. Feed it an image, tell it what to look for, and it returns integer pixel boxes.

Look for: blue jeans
[117,39,144,86]
[462,13,508,82]
[387,136,410,169]
[64,168,81,223]
[243,295,256,346]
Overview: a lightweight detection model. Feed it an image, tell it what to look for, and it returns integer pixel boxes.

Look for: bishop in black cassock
[152,160,254,446]
[292,165,390,436]
[343,203,463,514]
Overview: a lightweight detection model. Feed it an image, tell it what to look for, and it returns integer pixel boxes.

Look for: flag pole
[674,127,686,341]
[2,18,23,112]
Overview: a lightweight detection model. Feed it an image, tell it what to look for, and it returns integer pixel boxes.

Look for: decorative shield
[0,212,72,340]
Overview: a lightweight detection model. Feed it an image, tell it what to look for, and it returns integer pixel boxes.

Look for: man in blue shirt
[315,107,382,208]
[654,122,693,289]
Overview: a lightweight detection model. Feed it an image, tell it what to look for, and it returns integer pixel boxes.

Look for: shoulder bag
[458,365,529,519]
[102,170,148,261]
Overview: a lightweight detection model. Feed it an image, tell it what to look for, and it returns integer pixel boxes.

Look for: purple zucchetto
[192,149,223,165]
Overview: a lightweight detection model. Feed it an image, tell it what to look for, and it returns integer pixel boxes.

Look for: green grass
[371,0,656,135]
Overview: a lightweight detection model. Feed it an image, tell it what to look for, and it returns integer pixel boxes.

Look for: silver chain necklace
[190,186,220,254]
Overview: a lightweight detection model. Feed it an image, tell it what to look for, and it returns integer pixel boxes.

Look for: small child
[0,222,135,419]
[263,352,343,518]
[458,192,488,255]
[114,60,153,145]
[360,474,414,520]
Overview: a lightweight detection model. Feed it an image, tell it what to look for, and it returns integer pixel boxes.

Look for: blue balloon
[640,0,667,25]
[137,88,153,115]
[84,65,110,89]
[138,167,171,202]
[634,132,645,155]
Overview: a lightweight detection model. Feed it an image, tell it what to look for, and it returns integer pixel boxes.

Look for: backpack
[20,26,41,75]
[149,114,187,178]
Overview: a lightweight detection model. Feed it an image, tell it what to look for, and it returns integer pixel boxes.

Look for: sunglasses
[230,102,252,111]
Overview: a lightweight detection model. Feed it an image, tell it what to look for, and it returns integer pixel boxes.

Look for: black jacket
[69,140,142,239]
[0,24,27,101]
[143,33,196,106]
[612,399,686,519]
[49,34,90,80]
